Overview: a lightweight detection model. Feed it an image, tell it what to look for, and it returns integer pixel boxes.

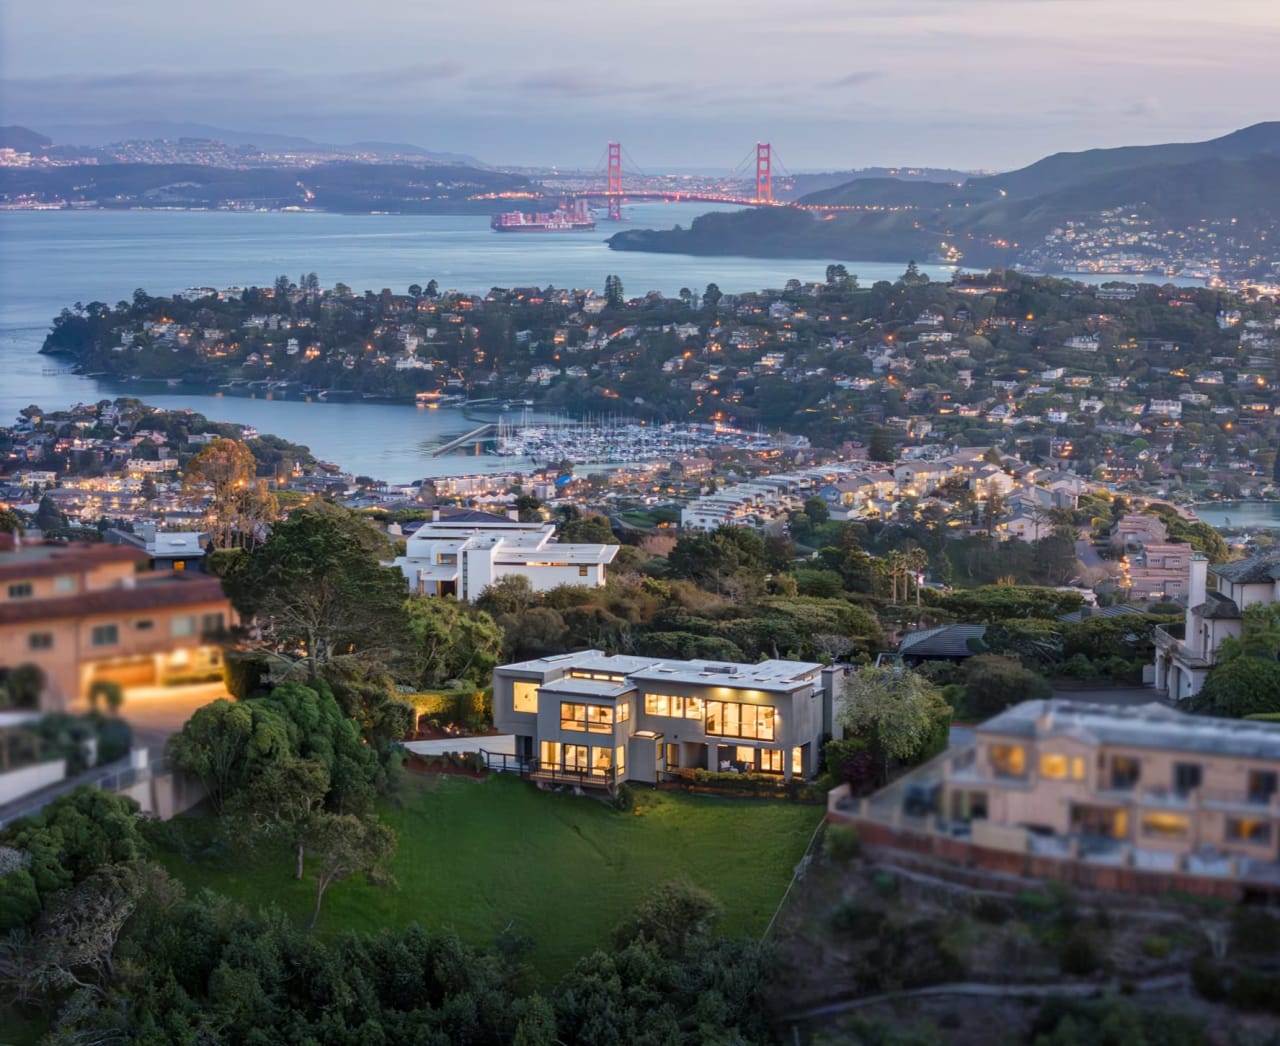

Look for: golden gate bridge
[568,141,783,219]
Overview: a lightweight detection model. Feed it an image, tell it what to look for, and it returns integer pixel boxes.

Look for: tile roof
[0,574,229,627]
[0,541,146,584]
[1212,555,1280,586]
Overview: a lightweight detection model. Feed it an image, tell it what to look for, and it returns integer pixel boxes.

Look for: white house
[392,509,618,600]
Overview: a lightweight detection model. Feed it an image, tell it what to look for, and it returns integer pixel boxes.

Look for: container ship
[491,198,595,232]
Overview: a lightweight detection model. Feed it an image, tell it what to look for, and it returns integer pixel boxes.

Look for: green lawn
[157,774,822,980]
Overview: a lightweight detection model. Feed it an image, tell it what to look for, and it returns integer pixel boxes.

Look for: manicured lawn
[157,774,822,980]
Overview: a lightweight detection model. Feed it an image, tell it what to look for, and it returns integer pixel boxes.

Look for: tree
[307,813,396,928]
[167,699,286,814]
[35,494,66,534]
[1190,658,1280,718]
[0,507,22,535]
[959,654,1052,719]
[220,503,408,681]
[702,282,722,312]
[230,756,329,880]
[838,666,952,765]
[867,426,895,463]
[184,437,278,550]
[403,597,504,688]
[603,274,625,309]
[1218,602,1280,663]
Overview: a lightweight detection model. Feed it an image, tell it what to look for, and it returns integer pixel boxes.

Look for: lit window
[591,746,613,776]
[513,681,538,714]
[563,744,588,772]
[1226,818,1271,845]
[585,705,614,734]
[705,701,774,740]
[990,744,1025,777]
[617,701,630,723]
[578,566,589,577]
[539,741,561,767]
[560,703,587,732]
[1040,754,1069,780]
[1140,813,1189,840]
[615,744,626,775]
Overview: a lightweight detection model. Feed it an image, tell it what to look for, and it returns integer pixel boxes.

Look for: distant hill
[0,161,533,214]
[37,121,482,166]
[782,167,970,200]
[609,122,1280,273]
[0,125,52,151]
[972,122,1280,199]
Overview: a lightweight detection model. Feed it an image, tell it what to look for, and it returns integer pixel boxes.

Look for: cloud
[344,64,464,88]
[513,69,674,98]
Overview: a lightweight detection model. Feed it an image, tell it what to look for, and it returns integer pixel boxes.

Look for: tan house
[944,700,1280,871]
[1154,553,1280,700]
[0,536,233,711]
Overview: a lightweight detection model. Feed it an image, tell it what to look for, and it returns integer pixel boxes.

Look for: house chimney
[1188,553,1208,610]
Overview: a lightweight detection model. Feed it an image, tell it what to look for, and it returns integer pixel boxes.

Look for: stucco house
[392,508,618,600]
[1153,553,1280,700]
[492,650,841,787]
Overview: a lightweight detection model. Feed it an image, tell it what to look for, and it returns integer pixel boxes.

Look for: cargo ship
[491,198,595,232]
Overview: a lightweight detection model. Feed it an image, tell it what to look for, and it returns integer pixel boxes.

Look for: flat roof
[537,677,635,699]
[979,699,1280,762]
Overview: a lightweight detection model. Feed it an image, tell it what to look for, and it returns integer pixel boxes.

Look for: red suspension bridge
[570,141,784,218]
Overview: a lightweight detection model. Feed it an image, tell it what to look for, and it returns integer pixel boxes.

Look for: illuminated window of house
[560,703,587,731]
[759,748,783,774]
[539,741,561,767]
[792,746,804,776]
[585,705,614,734]
[513,682,538,714]
[616,701,630,723]
[1140,812,1189,840]
[706,701,775,741]
[615,744,626,775]
[1110,755,1141,790]
[1040,753,1069,779]
[989,744,1026,777]
[591,746,613,776]
[645,693,671,717]
[665,743,679,768]
[91,624,119,647]
[563,744,588,772]
[1226,818,1271,845]
[578,566,589,577]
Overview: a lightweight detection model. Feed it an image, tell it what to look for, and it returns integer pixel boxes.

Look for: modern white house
[492,650,841,787]
[392,509,618,600]
[1154,553,1280,700]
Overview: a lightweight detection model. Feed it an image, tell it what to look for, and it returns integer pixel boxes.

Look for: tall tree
[838,666,951,765]
[183,437,278,550]
[307,814,396,929]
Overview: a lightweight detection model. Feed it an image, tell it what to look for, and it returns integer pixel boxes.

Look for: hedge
[406,689,492,723]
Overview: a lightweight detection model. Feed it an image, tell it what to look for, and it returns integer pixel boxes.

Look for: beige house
[944,700,1280,871]
[0,536,232,711]
[1153,553,1280,700]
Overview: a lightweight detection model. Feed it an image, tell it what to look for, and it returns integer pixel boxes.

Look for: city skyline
[2,0,1278,171]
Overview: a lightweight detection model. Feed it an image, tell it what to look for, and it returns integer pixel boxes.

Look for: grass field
[157,773,823,980]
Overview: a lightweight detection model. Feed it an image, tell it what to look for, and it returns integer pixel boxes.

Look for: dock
[432,424,496,457]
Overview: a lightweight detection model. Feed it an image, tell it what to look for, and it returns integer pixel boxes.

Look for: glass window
[792,745,804,776]
[591,746,613,776]
[1141,812,1189,840]
[1248,770,1278,803]
[171,615,196,638]
[513,681,538,714]
[91,624,119,647]
[578,566,589,577]
[1071,757,1086,781]
[586,705,614,734]
[135,619,154,631]
[560,703,587,732]
[1040,753,1069,779]
[201,612,225,635]
[1110,756,1141,790]
[990,744,1026,777]
[705,700,774,741]
[539,741,560,767]
[645,693,671,717]
[53,575,75,593]
[1173,763,1202,794]
[563,744,588,772]
[28,632,53,651]
[1226,818,1271,845]
[759,748,783,774]
[7,582,33,599]
[615,744,626,775]
[665,743,678,769]
[617,701,630,723]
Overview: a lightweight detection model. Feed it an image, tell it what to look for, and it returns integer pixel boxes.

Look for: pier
[432,424,496,457]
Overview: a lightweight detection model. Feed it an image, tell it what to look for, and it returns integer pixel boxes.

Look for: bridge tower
[755,143,772,204]
[607,142,623,221]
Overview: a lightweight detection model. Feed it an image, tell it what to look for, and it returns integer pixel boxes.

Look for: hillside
[610,123,1280,277]
[0,125,52,151]
[0,161,533,213]
[970,121,1280,199]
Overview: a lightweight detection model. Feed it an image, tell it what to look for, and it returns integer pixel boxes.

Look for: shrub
[1141,935,1172,960]
[873,871,898,898]
[1230,906,1280,955]
[823,823,860,861]
[1191,955,1227,1001]
[612,783,635,812]
[1059,926,1101,975]
[223,654,268,701]
[830,899,883,937]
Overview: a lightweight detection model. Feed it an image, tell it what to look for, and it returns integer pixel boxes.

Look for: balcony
[1153,622,1184,650]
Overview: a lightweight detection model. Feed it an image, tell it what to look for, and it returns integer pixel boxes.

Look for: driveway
[120,681,229,745]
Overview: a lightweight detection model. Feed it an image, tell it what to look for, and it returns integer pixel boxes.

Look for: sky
[2,0,1279,172]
